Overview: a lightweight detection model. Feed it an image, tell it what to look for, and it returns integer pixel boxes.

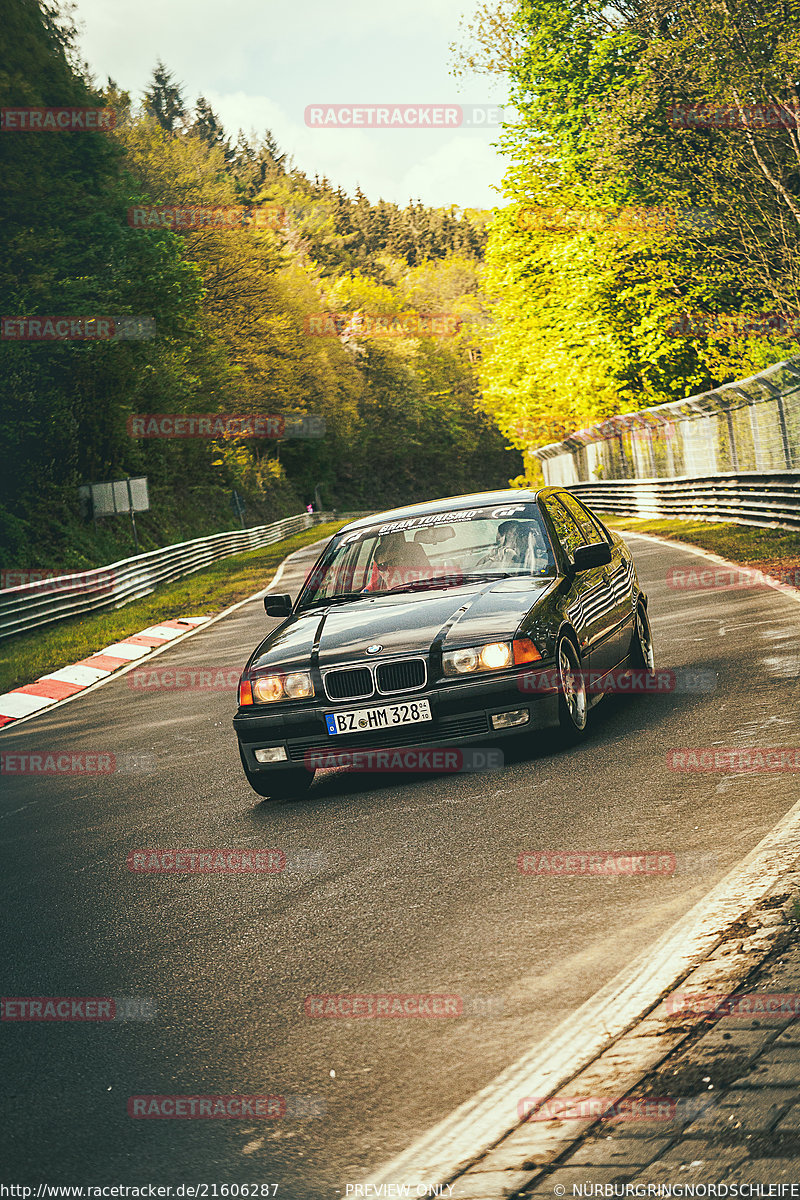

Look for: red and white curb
[0,617,209,728]
[0,544,313,733]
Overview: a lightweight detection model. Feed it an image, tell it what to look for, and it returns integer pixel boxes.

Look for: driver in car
[478,520,551,573]
[364,531,431,592]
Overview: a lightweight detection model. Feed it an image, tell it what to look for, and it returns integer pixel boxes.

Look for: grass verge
[1,521,346,696]
[600,514,800,583]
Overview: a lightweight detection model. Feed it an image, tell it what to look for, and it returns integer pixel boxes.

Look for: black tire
[556,634,589,743]
[629,602,655,671]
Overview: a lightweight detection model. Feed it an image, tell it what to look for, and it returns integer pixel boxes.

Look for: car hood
[249,578,555,670]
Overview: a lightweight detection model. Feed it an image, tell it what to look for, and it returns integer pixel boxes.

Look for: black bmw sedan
[233,487,654,798]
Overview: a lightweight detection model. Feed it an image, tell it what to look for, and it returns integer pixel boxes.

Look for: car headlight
[284,671,315,699]
[252,671,315,703]
[443,641,512,676]
[442,638,542,676]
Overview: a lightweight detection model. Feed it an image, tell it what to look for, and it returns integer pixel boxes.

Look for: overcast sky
[72,0,511,210]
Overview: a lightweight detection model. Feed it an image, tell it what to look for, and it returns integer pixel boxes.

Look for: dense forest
[5,0,799,568]
[0,0,517,568]
[455,0,800,459]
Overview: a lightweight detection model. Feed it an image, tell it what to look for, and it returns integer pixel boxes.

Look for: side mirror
[572,541,612,571]
[264,593,292,617]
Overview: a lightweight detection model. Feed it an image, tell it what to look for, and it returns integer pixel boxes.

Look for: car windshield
[298,503,556,607]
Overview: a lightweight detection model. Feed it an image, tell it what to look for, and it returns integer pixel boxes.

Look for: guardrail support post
[776,395,792,468]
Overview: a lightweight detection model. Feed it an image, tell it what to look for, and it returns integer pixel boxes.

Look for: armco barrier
[568,472,800,530]
[0,511,345,642]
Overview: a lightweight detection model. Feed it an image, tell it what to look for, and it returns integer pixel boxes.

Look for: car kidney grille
[324,667,373,701]
[377,658,425,694]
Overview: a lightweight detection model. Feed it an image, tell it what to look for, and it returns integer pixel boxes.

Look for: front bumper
[233,668,560,775]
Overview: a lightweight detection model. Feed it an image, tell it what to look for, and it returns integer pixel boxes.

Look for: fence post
[725,410,739,471]
[776,395,792,468]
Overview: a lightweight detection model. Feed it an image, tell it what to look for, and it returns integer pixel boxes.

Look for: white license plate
[325,699,432,736]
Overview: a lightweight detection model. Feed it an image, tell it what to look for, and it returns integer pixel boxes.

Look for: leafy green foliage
[463,0,800,464]
[0,1,517,567]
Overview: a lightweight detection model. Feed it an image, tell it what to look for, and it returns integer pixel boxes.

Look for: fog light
[254,746,288,764]
[491,709,529,730]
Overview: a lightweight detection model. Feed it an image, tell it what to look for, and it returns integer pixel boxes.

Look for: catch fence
[531,357,800,527]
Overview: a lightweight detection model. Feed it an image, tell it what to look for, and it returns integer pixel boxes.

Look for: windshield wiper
[381,570,514,595]
[380,573,470,595]
[458,571,515,582]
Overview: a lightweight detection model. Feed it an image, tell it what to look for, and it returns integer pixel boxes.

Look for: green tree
[143,60,186,133]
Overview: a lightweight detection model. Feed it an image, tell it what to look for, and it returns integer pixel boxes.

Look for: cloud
[73,0,509,207]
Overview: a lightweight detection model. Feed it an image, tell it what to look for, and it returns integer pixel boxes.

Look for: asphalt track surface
[2,533,799,1197]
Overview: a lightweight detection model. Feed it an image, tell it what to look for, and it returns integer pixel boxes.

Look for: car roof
[339,487,562,533]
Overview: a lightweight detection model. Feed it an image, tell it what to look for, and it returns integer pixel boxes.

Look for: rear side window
[542,496,586,560]
[560,494,610,544]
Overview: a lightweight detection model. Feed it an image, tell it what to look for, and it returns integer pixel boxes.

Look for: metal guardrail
[0,511,344,642]
[569,472,800,530]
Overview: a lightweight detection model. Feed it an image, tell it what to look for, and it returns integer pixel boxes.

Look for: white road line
[364,793,800,1189]
[40,664,110,685]
[621,530,800,606]
[97,641,153,660]
[0,692,54,718]
[0,538,329,733]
